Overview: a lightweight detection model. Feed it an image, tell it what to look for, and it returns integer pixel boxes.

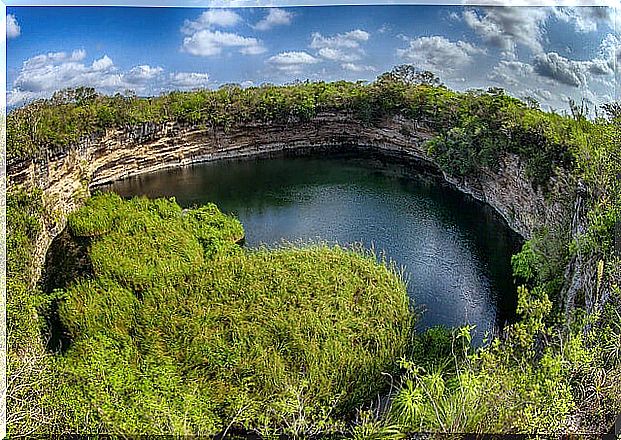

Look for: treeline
[8,66,589,190]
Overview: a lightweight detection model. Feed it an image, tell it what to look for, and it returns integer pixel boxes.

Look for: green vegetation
[11,193,413,435]
[6,66,620,436]
[9,66,579,191]
[6,187,60,433]
[381,98,621,435]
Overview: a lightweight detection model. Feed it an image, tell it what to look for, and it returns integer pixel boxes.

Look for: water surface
[104,153,521,339]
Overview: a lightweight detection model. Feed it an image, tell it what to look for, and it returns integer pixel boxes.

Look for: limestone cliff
[10,113,573,231]
[8,112,575,290]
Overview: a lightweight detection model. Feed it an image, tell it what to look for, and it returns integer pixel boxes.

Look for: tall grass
[53,193,414,435]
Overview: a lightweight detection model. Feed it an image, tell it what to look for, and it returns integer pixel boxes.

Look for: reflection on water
[103,153,522,341]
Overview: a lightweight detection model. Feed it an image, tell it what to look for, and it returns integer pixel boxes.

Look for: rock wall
[8,112,574,287]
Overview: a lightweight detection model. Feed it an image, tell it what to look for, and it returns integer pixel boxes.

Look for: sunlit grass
[54,193,413,435]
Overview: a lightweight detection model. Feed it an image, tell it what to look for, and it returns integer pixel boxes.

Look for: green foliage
[67,193,243,290]
[407,326,454,372]
[7,70,621,436]
[6,188,62,434]
[350,411,404,440]
[390,289,573,434]
[52,195,413,435]
[7,74,580,192]
[511,228,569,299]
[7,187,49,350]
[426,88,577,190]
[390,360,490,433]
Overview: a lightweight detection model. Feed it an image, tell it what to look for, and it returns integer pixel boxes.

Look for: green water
[105,153,521,338]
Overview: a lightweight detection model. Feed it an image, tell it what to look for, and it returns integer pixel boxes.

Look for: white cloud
[586,58,614,75]
[487,60,535,87]
[598,33,620,70]
[397,36,485,72]
[182,29,265,56]
[533,52,587,87]
[92,55,114,71]
[8,90,40,107]
[532,37,616,88]
[181,10,266,57]
[181,9,242,34]
[9,51,126,105]
[341,62,376,72]
[553,6,613,33]
[267,51,319,73]
[13,50,103,94]
[169,72,210,89]
[310,29,370,62]
[7,49,215,107]
[461,4,617,58]
[125,65,164,84]
[253,8,293,31]
[485,32,617,112]
[462,6,549,56]
[7,14,20,39]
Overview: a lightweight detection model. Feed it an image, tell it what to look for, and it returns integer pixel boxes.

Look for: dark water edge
[99,150,523,342]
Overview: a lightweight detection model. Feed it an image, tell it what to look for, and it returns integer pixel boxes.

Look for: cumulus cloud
[310,29,370,62]
[169,72,210,89]
[485,31,618,112]
[341,63,375,72]
[7,14,20,39]
[181,9,242,34]
[553,6,613,33]
[124,65,164,84]
[532,36,616,89]
[12,50,100,94]
[460,3,616,58]
[598,33,620,71]
[253,8,293,31]
[7,49,214,107]
[92,55,114,71]
[267,51,319,73]
[9,50,125,106]
[397,36,485,72]
[462,6,548,56]
[533,52,587,87]
[586,58,614,76]
[182,29,265,56]
[181,9,266,57]
[487,60,535,87]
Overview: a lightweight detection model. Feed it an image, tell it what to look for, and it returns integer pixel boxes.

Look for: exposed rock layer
[8,113,575,292]
[10,113,572,232]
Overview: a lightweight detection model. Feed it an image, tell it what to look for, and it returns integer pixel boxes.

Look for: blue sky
[6,4,620,111]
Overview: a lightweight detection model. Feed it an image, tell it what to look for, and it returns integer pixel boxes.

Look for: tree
[377,64,442,87]
[522,95,540,110]
[50,87,99,106]
[601,101,621,121]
